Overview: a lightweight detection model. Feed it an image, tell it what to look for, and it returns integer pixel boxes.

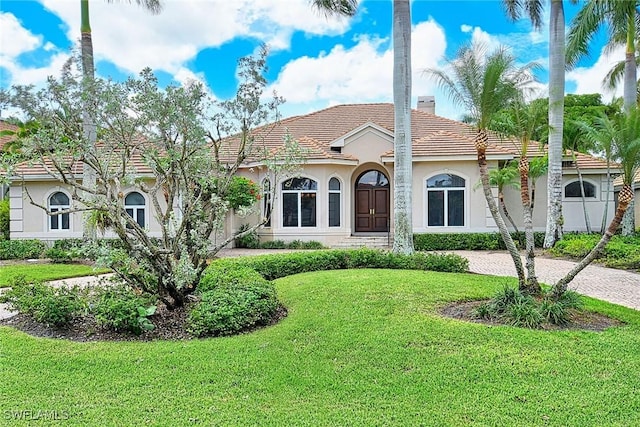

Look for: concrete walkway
[1,250,638,320]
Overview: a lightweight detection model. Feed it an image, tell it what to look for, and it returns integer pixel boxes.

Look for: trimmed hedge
[414,232,545,251]
[0,239,46,260]
[210,248,469,281]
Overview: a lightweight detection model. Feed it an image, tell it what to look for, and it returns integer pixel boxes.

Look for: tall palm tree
[490,99,548,293]
[553,107,640,296]
[503,0,571,248]
[427,43,537,291]
[392,0,413,254]
[80,0,162,240]
[486,165,520,233]
[567,0,638,235]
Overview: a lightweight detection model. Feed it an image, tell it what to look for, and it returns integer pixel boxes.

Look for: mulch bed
[0,304,288,342]
[439,300,624,332]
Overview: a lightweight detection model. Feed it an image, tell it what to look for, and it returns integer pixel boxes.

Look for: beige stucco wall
[9,124,617,245]
[9,180,168,242]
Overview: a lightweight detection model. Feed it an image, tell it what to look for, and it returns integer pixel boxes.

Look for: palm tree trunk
[477,129,526,288]
[601,161,611,234]
[499,188,520,233]
[519,157,540,294]
[544,0,565,248]
[81,0,97,241]
[574,155,592,233]
[553,185,634,297]
[392,0,414,255]
[621,15,637,236]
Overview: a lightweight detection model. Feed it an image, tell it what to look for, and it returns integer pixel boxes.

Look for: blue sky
[0,0,618,121]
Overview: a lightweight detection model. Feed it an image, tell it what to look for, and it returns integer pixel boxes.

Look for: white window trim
[328,176,342,228]
[280,176,318,228]
[262,178,272,228]
[44,188,72,232]
[563,179,598,200]
[124,191,148,228]
[424,171,469,228]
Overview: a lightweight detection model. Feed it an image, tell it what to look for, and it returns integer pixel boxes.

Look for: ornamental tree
[6,48,302,309]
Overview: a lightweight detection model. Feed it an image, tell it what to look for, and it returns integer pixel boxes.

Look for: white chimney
[417,96,435,114]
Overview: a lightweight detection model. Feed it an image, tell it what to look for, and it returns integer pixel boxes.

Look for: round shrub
[92,284,157,335]
[0,277,86,325]
[187,277,279,337]
[198,264,264,293]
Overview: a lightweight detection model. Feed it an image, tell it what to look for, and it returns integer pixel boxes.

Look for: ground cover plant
[0,264,110,288]
[1,269,638,426]
[550,233,640,271]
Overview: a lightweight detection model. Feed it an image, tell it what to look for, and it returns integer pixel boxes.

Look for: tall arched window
[564,180,596,198]
[49,191,70,230]
[328,177,341,227]
[282,177,317,227]
[125,192,146,228]
[426,174,465,227]
[262,178,272,227]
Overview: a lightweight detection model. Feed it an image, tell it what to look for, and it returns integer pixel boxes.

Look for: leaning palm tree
[503,0,572,248]
[427,43,538,292]
[553,107,640,297]
[486,164,520,233]
[80,0,162,239]
[567,0,640,236]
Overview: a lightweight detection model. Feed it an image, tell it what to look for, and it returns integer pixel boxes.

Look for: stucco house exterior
[5,102,616,246]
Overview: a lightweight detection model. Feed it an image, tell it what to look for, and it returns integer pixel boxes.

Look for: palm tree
[486,165,520,233]
[311,0,358,16]
[427,43,538,291]
[392,0,413,254]
[567,0,640,236]
[553,107,640,296]
[80,0,162,240]
[502,0,570,248]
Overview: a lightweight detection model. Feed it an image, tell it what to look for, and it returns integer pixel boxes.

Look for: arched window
[262,178,272,227]
[282,177,317,227]
[564,180,596,198]
[426,174,465,227]
[328,177,341,227]
[49,191,70,230]
[125,192,146,228]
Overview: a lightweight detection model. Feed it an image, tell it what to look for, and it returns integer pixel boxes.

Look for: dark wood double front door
[355,170,390,232]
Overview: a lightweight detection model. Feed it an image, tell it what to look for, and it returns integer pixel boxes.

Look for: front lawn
[0,263,110,288]
[1,269,639,425]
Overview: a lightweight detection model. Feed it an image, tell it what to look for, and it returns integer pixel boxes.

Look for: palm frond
[310,0,358,17]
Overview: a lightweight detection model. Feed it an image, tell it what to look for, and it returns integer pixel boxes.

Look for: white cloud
[460,24,472,33]
[39,0,353,76]
[269,19,447,108]
[566,45,624,98]
[0,52,71,87]
[0,13,41,58]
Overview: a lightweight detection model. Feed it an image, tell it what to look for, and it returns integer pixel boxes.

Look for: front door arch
[355,170,390,232]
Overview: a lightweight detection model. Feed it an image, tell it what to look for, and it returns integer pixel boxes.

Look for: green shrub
[0,239,46,259]
[413,232,545,251]
[44,247,73,263]
[257,239,325,249]
[539,299,569,326]
[550,233,640,271]
[198,265,264,294]
[187,276,279,337]
[0,276,86,325]
[211,248,468,281]
[235,224,260,249]
[0,198,9,240]
[92,285,157,335]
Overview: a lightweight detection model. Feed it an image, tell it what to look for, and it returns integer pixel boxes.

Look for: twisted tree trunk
[519,156,540,295]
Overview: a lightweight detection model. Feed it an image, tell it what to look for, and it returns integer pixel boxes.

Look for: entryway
[355,170,390,232]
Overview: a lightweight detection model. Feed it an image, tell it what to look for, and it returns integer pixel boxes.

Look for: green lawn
[0,264,110,288]
[1,269,639,426]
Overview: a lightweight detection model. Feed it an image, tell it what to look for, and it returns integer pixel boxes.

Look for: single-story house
[6,101,616,246]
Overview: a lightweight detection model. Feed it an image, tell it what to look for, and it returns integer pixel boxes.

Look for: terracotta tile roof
[613,169,640,187]
[8,103,612,178]
[0,120,18,151]
[380,130,513,158]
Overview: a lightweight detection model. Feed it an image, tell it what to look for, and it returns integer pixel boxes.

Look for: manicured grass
[1,269,639,425]
[0,264,110,288]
